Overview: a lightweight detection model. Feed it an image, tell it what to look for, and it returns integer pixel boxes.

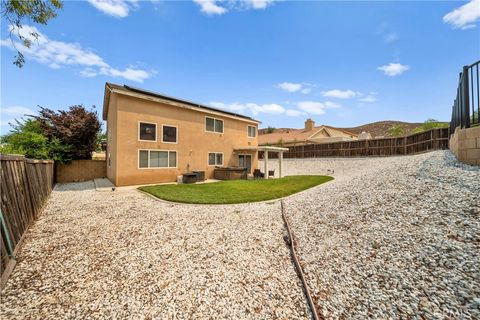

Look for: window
[247,125,256,138]
[139,150,177,168]
[139,122,156,141]
[162,125,177,143]
[208,152,223,166]
[108,152,111,166]
[205,117,224,133]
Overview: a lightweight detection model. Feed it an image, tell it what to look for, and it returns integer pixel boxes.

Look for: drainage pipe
[281,200,322,320]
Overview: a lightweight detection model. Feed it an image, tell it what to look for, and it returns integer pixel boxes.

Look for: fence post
[462,66,470,129]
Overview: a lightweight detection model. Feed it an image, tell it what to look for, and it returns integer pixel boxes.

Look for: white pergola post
[278,151,283,178]
[264,150,269,179]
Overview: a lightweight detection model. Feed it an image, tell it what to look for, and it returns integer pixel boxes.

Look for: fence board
[0,154,54,289]
[55,160,106,183]
[260,128,449,159]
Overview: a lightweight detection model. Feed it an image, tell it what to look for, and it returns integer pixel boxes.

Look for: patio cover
[234,146,289,178]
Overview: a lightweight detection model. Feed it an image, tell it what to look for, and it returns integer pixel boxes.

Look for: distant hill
[259,120,448,138]
[340,121,423,138]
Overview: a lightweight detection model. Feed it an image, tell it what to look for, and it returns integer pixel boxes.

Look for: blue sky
[1,0,479,134]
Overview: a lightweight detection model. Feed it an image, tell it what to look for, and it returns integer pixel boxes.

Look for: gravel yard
[2,150,479,319]
[275,151,480,319]
[1,182,309,319]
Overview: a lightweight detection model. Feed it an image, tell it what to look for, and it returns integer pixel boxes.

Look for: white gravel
[2,150,478,319]
[272,151,480,319]
[1,182,309,319]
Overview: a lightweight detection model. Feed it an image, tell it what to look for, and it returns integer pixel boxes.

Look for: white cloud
[2,25,153,83]
[193,0,275,15]
[377,62,410,76]
[193,0,227,15]
[247,0,274,9]
[300,88,311,94]
[443,0,480,30]
[277,82,312,94]
[285,109,305,117]
[210,101,246,112]
[321,89,358,99]
[1,106,35,116]
[277,82,302,92]
[359,95,377,103]
[210,101,284,115]
[87,0,140,18]
[297,101,340,115]
[247,103,285,115]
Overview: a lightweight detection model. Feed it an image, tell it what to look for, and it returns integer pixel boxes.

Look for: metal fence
[450,60,480,135]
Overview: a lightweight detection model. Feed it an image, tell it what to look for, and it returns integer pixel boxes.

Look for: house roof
[102,83,260,123]
[258,125,358,145]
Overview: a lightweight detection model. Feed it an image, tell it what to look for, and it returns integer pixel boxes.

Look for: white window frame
[247,125,257,138]
[208,152,224,166]
[138,149,177,169]
[138,121,157,142]
[205,116,224,134]
[161,124,178,144]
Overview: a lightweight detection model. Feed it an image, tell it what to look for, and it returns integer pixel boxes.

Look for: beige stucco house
[103,83,261,186]
[259,118,358,146]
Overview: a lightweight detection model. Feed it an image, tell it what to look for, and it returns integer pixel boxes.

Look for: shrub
[387,125,405,137]
[37,105,101,160]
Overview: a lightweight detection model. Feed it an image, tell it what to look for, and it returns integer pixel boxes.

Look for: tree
[96,131,107,152]
[0,118,71,161]
[266,126,275,134]
[387,125,405,137]
[37,105,102,160]
[1,0,63,67]
[412,119,449,134]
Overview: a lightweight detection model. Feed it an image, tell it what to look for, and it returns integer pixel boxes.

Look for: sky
[1,0,479,134]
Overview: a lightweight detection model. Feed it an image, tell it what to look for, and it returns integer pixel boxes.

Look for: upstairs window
[247,125,257,138]
[206,117,224,133]
[139,122,156,141]
[162,125,177,143]
[208,152,223,166]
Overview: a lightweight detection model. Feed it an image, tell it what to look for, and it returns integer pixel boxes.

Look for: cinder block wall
[449,126,480,165]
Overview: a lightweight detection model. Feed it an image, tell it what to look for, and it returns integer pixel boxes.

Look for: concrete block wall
[449,126,480,165]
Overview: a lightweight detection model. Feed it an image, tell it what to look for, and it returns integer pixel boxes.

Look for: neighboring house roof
[258,125,358,145]
[102,83,260,123]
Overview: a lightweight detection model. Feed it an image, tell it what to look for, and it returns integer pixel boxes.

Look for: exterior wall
[106,94,118,185]
[110,93,258,186]
[449,126,480,165]
[56,160,107,183]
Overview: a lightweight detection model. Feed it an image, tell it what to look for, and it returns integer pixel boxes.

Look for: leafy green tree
[1,118,49,159]
[266,126,275,134]
[37,105,101,160]
[387,125,405,137]
[412,119,449,134]
[1,0,63,67]
[96,131,107,152]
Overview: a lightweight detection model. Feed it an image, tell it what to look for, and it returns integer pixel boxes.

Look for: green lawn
[139,175,333,204]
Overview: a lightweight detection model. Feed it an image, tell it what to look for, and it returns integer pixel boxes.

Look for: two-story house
[102,83,260,186]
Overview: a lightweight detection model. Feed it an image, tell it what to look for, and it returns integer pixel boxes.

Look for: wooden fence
[0,154,54,288]
[260,128,449,159]
[56,160,107,183]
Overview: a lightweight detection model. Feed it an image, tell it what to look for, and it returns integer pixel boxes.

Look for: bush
[387,125,405,137]
[38,105,101,160]
[0,119,72,162]
[412,119,448,134]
